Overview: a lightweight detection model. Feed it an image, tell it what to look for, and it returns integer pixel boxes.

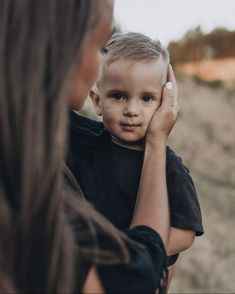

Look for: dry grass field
[168,76,235,293]
[80,75,235,293]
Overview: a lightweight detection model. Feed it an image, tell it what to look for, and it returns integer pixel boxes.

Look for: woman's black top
[97,226,167,293]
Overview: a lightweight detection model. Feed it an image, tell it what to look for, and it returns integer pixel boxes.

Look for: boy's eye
[142,95,153,102]
[113,93,125,101]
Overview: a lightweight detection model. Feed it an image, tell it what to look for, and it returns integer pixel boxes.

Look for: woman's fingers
[165,81,173,91]
[163,65,179,115]
[146,65,179,143]
[162,80,178,121]
[168,64,176,85]
[168,64,178,107]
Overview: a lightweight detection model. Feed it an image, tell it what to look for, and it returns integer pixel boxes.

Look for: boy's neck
[111,135,144,151]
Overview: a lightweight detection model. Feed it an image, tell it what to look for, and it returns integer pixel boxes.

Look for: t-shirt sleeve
[166,147,204,236]
[97,226,167,294]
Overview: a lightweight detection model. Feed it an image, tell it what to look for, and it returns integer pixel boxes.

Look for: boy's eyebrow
[141,91,161,96]
[104,89,162,97]
[105,89,128,95]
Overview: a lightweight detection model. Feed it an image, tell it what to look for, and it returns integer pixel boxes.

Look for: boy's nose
[123,101,139,117]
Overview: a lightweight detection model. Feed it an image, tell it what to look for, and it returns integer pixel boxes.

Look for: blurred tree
[168,27,235,65]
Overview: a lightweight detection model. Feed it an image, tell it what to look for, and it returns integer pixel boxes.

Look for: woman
[0,0,178,293]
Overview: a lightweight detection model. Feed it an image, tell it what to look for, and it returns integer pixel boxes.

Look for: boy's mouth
[120,123,141,132]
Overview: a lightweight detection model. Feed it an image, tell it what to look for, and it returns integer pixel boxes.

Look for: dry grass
[168,76,235,293]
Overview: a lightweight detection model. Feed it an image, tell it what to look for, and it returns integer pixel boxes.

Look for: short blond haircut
[103,32,169,65]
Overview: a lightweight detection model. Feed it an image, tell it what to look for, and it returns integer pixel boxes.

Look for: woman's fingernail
[165,82,173,90]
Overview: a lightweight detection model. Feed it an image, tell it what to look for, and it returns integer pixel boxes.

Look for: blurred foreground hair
[0,1,128,293]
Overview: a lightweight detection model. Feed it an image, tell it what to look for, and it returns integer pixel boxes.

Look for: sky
[114,0,235,46]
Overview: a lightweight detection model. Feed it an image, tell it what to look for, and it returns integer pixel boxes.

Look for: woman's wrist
[143,139,167,172]
[145,134,167,149]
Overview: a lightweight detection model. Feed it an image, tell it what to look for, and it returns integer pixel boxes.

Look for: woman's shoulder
[69,111,105,147]
[70,111,104,135]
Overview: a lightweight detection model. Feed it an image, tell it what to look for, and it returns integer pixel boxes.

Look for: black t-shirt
[68,112,204,266]
[69,112,203,234]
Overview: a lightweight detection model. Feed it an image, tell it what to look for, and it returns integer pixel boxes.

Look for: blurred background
[81,1,235,292]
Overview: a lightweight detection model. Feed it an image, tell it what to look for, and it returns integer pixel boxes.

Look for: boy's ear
[90,90,102,116]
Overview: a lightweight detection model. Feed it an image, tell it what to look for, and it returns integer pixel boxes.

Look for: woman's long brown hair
[0,1,128,293]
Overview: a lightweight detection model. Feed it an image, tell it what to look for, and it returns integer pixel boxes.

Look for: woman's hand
[132,65,178,244]
[146,65,179,144]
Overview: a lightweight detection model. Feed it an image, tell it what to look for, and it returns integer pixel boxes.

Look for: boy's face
[92,57,167,144]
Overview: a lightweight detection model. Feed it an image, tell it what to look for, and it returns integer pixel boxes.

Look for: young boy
[69,32,203,283]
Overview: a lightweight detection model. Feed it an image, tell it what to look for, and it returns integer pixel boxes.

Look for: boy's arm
[168,226,195,256]
[167,264,176,292]
[166,228,195,291]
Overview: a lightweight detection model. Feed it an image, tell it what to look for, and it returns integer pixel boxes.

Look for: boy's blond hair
[103,32,169,65]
